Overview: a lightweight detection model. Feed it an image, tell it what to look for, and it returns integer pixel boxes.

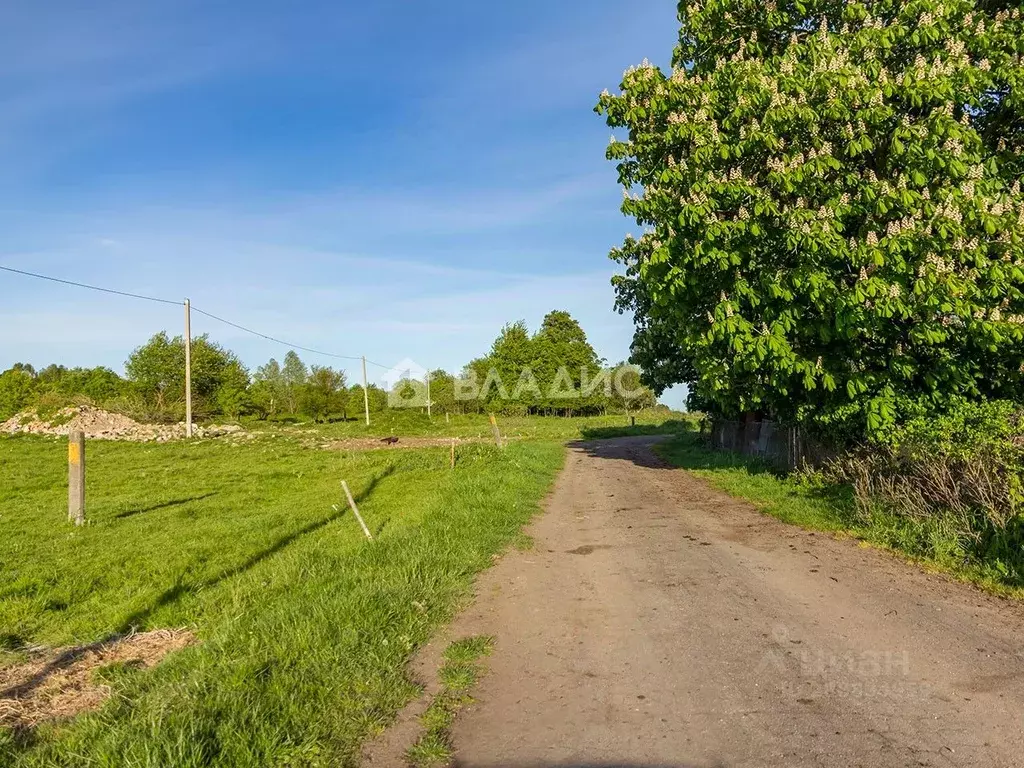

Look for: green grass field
[251,409,694,442]
[0,431,567,766]
[656,433,1024,598]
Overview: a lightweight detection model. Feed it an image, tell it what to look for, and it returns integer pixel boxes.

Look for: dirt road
[447,436,1024,768]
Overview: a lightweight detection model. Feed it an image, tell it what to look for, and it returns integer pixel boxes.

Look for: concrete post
[489,413,503,448]
[68,430,85,525]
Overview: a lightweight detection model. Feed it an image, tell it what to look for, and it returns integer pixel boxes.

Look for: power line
[190,306,364,363]
[0,264,181,306]
[1,262,385,365]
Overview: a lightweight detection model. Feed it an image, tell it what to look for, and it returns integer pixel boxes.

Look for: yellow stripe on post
[68,430,85,525]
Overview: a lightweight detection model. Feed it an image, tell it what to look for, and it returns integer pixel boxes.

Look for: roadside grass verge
[0,434,563,766]
[656,433,1024,599]
[405,636,493,768]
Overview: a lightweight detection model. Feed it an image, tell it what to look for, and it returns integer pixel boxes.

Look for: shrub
[829,400,1024,582]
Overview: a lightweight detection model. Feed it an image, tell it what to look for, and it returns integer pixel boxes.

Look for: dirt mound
[0,405,251,442]
[0,629,196,730]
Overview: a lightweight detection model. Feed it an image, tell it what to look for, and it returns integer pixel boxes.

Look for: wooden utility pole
[184,299,193,438]
[68,430,85,525]
[426,369,431,418]
[364,356,372,428]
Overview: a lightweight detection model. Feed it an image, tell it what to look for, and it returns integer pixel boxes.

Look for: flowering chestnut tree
[598,0,1024,437]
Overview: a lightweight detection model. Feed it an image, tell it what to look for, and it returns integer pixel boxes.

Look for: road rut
[448,436,1024,768]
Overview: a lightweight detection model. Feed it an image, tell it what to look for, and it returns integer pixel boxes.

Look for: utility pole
[426,369,431,418]
[362,356,370,426]
[184,299,193,438]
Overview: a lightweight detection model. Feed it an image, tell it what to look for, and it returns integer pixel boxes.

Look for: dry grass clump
[0,629,195,730]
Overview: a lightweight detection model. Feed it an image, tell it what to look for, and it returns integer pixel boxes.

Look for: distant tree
[485,321,535,413]
[125,332,184,416]
[0,368,36,420]
[347,383,387,415]
[609,363,657,414]
[427,369,456,414]
[10,362,36,378]
[36,366,126,403]
[252,358,286,418]
[461,313,610,416]
[389,376,427,410]
[216,360,253,420]
[532,311,605,415]
[282,351,308,414]
[126,332,248,420]
[302,366,347,422]
[70,368,125,402]
[36,364,67,387]
[0,363,125,413]
[455,360,489,414]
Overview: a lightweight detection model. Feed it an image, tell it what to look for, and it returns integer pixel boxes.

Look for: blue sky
[0,0,685,405]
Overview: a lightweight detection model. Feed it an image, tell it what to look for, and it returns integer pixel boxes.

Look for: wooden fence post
[341,480,374,540]
[450,438,456,469]
[488,414,503,448]
[68,430,85,525]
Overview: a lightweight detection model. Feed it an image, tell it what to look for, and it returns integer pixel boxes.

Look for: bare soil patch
[0,629,196,730]
[317,436,503,452]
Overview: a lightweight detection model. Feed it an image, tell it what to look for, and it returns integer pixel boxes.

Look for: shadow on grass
[115,493,219,519]
[0,469,396,707]
[115,466,396,633]
[573,432,860,526]
[656,433,859,514]
[0,633,28,652]
[572,431,779,478]
[579,419,697,441]
[0,635,128,704]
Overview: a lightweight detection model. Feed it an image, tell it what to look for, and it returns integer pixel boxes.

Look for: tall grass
[826,402,1024,585]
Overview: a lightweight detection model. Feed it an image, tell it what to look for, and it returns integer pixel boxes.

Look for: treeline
[0,310,659,423]
[457,310,656,416]
[0,333,367,424]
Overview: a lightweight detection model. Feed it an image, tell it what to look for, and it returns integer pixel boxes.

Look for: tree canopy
[462,310,652,416]
[125,332,250,421]
[599,0,1024,438]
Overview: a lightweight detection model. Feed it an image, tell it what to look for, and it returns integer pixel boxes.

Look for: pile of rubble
[0,405,250,442]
